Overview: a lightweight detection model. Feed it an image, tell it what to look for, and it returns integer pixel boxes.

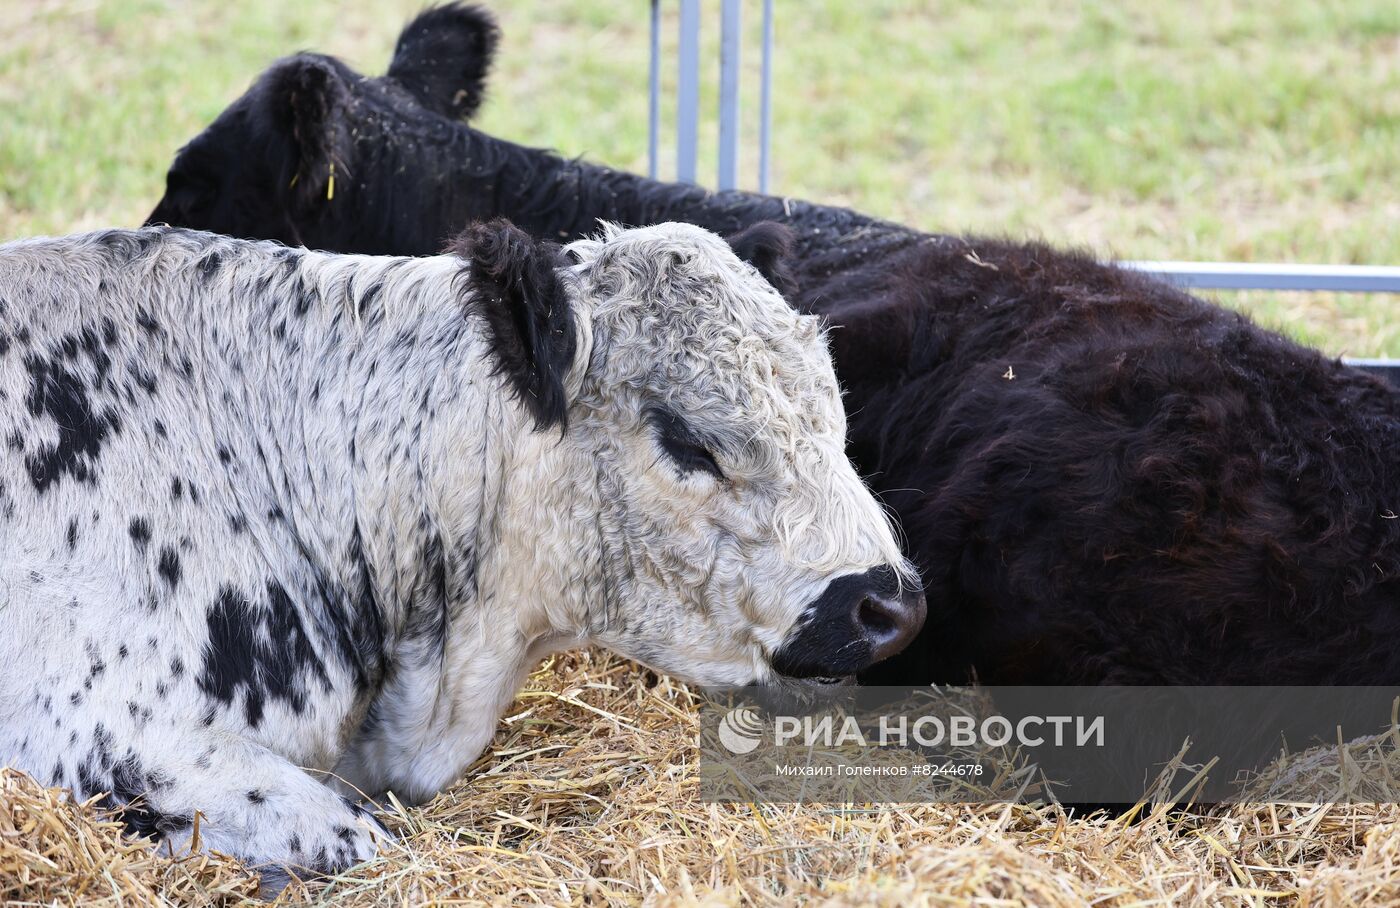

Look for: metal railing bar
[718,0,743,189]
[648,0,661,179]
[676,0,701,183]
[759,0,774,192]
[1124,261,1400,293]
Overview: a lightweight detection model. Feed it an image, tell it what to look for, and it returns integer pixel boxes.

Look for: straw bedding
[4,651,1400,907]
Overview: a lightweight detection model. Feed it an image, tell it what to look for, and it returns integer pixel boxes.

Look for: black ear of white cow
[726,221,797,298]
[264,55,348,212]
[453,219,576,431]
[387,3,500,121]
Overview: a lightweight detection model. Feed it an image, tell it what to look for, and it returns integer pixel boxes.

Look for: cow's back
[0,229,438,774]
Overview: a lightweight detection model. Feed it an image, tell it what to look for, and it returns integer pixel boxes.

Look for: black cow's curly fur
[387,3,499,121]
[148,4,1400,685]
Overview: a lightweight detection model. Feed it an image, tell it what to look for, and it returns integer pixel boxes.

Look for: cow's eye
[650,408,724,480]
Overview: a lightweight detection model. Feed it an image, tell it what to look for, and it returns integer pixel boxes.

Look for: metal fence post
[658,0,775,190]
[648,0,661,179]
[759,0,774,192]
[718,0,743,189]
[676,0,701,183]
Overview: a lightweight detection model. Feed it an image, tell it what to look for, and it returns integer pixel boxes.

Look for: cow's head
[146,4,503,254]
[456,219,924,686]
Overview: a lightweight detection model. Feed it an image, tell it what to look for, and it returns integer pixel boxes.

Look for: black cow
[148,4,1400,685]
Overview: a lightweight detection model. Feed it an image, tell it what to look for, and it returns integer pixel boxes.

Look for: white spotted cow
[0,220,924,881]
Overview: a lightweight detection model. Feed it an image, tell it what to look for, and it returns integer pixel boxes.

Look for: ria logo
[718,705,765,754]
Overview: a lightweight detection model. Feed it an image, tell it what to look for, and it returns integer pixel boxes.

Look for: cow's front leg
[88,727,388,885]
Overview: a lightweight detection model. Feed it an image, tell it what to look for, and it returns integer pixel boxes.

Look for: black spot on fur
[128,361,158,395]
[128,518,151,548]
[293,286,315,318]
[197,583,331,729]
[94,228,159,262]
[357,280,384,318]
[136,308,161,336]
[66,518,78,551]
[23,349,121,493]
[333,524,389,692]
[197,250,223,280]
[157,546,182,589]
[247,789,266,805]
[95,751,192,840]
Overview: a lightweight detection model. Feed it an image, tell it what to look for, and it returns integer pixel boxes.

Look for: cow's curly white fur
[0,222,910,878]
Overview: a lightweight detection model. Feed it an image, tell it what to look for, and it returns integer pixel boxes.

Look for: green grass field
[1,0,1395,354]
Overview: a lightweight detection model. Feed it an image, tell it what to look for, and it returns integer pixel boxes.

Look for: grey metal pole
[759,0,773,193]
[718,0,743,189]
[1124,261,1400,293]
[676,0,701,183]
[648,0,660,179]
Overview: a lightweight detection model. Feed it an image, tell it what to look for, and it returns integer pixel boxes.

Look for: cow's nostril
[857,587,927,665]
[857,596,898,639]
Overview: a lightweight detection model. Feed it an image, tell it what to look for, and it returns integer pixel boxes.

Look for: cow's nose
[771,565,927,680]
[856,583,927,664]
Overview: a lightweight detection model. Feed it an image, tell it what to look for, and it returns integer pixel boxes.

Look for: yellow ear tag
[327,163,335,201]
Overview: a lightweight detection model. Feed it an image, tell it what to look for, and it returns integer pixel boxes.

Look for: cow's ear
[727,221,797,298]
[262,55,347,212]
[386,3,500,121]
[452,219,578,431]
